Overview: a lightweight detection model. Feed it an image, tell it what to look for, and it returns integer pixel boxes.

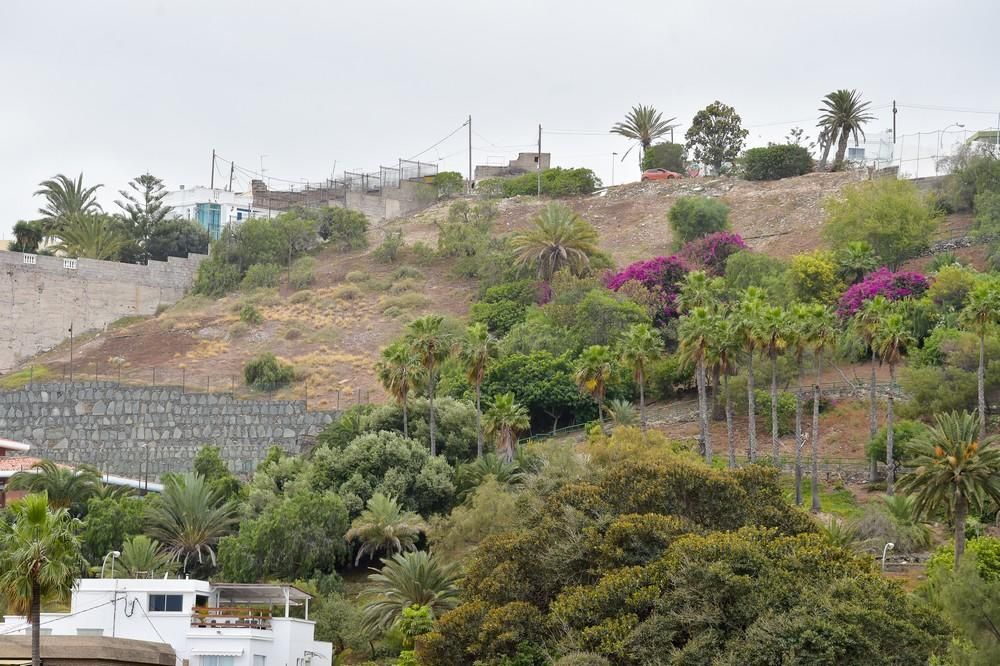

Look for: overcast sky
[2,0,998,238]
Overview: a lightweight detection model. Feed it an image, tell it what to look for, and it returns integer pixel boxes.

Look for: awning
[191,649,244,656]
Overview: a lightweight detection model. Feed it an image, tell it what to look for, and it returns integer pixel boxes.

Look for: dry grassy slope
[12,172,968,410]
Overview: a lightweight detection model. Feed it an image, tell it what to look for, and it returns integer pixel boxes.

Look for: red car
[641,168,683,181]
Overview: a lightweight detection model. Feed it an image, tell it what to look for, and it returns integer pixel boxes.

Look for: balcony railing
[190,606,272,630]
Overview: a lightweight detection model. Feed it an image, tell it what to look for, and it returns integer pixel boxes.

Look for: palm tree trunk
[597,395,605,433]
[834,126,851,170]
[811,351,822,513]
[886,362,896,496]
[638,368,647,434]
[475,383,483,458]
[725,373,735,469]
[31,579,40,666]
[402,392,409,439]
[697,360,710,464]
[795,362,804,506]
[869,348,878,482]
[771,355,780,464]
[818,128,836,170]
[747,352,757,462]
[979,332,987,442]
[428,371,437,456]
[711,365,723,420]
[955,490,968,569]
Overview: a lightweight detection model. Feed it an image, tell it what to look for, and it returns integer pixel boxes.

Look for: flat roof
[0,439,31,452]
[212,583,312,605]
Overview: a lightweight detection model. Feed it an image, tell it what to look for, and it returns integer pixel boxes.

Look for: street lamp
[101,550,121,579]
[937,123,966,174]
[611,152,618,186]
[881,542,895,571]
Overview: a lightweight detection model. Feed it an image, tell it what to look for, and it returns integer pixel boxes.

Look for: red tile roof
[0,456,46,472]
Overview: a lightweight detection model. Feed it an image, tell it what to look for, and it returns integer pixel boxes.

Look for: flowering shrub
[604,256,689,323]
[837,267,929,317]
[680,232,748,275]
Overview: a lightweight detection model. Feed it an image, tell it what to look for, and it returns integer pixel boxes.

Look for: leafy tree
[610,105,676,161]
[875,308,915,495]
[724,250,789,303]
[575,345,614,432]
[79,495,145,564]
[428,477,521,561]
[866,419,929,467]
[817,89,875,170]
[512,203,600,282]
[0,494,85,666]
[835,240,878,285]
[741,144,814,180]
[483,393,531,463]
[899,411,1000,567]
[377,342,422,439]
[960,279,1000,440]
[34,172,103,237]
[313,206,369,250]
[361,550,460,632]
[570,289,651,347]
[10,220,43,253]
[787,250,842,304]
[345,493,427,565]
[667,195,730,245]
[240,262,280,289]
[502,168,601,197]
[640,142,685,172]
[684,101,749,173]
[823,179,940,269]
[482,351,595,432]
[145,473,237,574]
[114,173,172,261]
[193,446,242,501]
[433,171,465,198]
[436,200,496,258]
[243,352,295,390]
[406,315,454,456]
[53,213,127,260]
[145,218,209,261]
[192,256,241,297]
[617,323,663,432]
[118,535,177,578]
[459,323,498,457]
[679,307,718,463]
[8,460,101,516]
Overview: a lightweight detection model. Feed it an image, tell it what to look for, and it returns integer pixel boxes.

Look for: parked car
[641,168,683,181]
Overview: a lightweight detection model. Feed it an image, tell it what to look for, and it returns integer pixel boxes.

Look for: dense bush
[239,303,262,325]
[470,299,527,337]
[943,148,1000,212]
[605,255,690,322]
[667,196,730,244]
[501,167,601,197]
[374,230,404,263]
[314,207,369,250]
[837,267,929,317]
[433,171,465,198]
[926,264,980,311]
[647,355,695,399]
[640,142,685,173]
[724,251,789,303]
[865,419,929,465]
[193,256,242,296]
[146,218,210,261]
[927,536,1000,581]
[289,256,316,289]
[786,251,842,304]
[679,231,747,275]
[241,262,281,290]
[754,389,798,436]
[741,144,814,180]
[243,353,295,390]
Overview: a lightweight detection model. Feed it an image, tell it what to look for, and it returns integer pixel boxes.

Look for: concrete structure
[0,382,334,477]
[0,251,205,373]
[0,578,332,666]
[163,187,257,240]
[474,152,550,181]
[0,635,175,665]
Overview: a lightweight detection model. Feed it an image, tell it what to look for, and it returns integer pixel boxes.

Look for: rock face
[0,382,335,477]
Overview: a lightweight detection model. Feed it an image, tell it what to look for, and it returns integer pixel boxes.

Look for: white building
[0,578,333,666]
[163,187,258,241]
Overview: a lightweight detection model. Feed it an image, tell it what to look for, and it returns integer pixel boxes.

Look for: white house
[0,578,333,666]
[163,187,258,240]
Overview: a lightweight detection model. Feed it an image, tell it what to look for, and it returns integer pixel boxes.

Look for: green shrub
[345,270,369,283]
[927,536,1000,581]
[374,230,405,263]
[470,299,527,337]
[476,178,506,198]
[193,257,241,297]
[316,207,369,250]
[239,303,263,325]
[289,290,312,304]
[409,241,436,265]
[383,306,404,318]
[331,284,361,301]
[944,148,1000,212]
[433,171,465,198]
[647,356,695,400]
[502,167,600,197]
[392,265,424,280]
[741,144,814,180]
[667,196,730,245]
[390,278,422,294]
[289,256,316,289]
[380,293,430,312]
[865,419,928,466]
[754,389,797,436]
[241,263,281,290]
[554,653,612,666]
[243,353,295,390]
[641,142,686,173]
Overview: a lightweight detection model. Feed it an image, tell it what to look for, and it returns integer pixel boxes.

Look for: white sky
[2,0,999,238]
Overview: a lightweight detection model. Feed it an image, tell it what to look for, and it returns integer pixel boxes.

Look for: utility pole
[467,115,473,192]
[228,162,234,191]
[68,323,74,382]
[537,124,542,197]
[210,149,216,189]
[892,101,897,144]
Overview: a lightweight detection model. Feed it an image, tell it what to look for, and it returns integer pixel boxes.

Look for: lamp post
[100,550,121,579]
[937,123,965,174]
[611,152,618,186]
[881,542,895,571]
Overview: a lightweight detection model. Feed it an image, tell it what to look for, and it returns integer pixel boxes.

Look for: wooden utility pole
[210,149,216,189]
[228,162,234,191]
[537,124,542,197]
[467,115,473,192]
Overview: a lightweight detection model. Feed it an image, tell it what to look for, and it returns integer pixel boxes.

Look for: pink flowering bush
[837,267,929,317]
[680,232,748,275]
[604,255,689,322]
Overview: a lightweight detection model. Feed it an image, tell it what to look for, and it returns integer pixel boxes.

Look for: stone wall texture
[0,382,335,477]
[0,251,206,371]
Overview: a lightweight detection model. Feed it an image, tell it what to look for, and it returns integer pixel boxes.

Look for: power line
[897,102,1000,115]
[406,119,469,161]
[0,595,121,636]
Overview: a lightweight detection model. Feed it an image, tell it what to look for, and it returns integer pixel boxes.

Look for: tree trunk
[638,368,647,434]
[597,394,605,434]
[886,362,896,495]
[402,395,409,439]
[31,579,40,666]
[475,383,483,458]
[818,128,836,170]
[428,371,437,456]
[697,360,711,464]
[811,351,822,513]
[725,373,735,469]
[979,332,987,442]
[954,490,968,569]
[747,352,757,462]
[711,365,724,420]
[833,126,851,170]
[795,362,804,506]
[869,348,878,482]
[771,355,780,464]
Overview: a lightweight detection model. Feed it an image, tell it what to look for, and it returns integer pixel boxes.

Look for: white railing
[63,258,78,270]
[22,254,37,265]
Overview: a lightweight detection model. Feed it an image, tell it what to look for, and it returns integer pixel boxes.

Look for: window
[148,593,183,612]
[253,656,266,666]
[200,658,234,666]
[77,628,104,636]
[847,146,866,161]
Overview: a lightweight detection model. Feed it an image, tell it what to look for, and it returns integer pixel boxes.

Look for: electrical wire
[0,595,122,636]
[897,103,1000,116]
[406,119,469,161]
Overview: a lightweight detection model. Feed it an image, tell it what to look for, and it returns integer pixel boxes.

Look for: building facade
[163,187,257,240]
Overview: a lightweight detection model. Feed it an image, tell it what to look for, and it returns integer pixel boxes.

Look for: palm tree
[34,173,103,236]
[961,280,1000,442]
[11,220,43,253]
[0,493,85,666]
[835,240,878,285]
[606,398,639,427]
[679,307,719,464]
[788,303,814,505]
[874,309,914,496]
[360,550,460,632]
[708,317,741,468]
[759,306,790,464]
[511,203,599,282]
[898,411,1000,568]
[405,315,454,456]
[610,104,677,163]
[145,473,237,573]
[484,392,531,463]
[735,288,766,461]
[53,214,126,260]
[345,493,428,565]
[118,535,177,578]
[455,453,525,499]
[808,304,838,512]
[677,271,725,419]
[8,460,101,516]
[376,342,421,439]
[618,323,663,432]
[459,323,498,457]
[575,345,614,433]
[854,295,891,481]
[817,89,875,170]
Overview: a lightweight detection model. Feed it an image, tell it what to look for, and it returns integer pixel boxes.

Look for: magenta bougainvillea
[837,267,929,317]
[680,232,748,275]
[604,255,690,322]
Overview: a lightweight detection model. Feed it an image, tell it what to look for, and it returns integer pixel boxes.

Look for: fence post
[181,367,186,394]
[206,376,210,394]
[152,367,156,386]
[336,389,341,411]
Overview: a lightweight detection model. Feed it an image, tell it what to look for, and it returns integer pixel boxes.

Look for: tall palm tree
[708,317,741,468]
[405,315,454,456]
[961,280,1000,442]
[0,493,85,666]
[8,460,101,516]
[360,550,460,633]
[618,322,663,432]
[817,89,875,170]
[854,295,891,481]
[34,173,103,237]
[145,473,237,573]
[459,323,498,457]
[610,104,677,163]
[899,411,1000,568]
[788,303,814,505]
[679,307,719,464]
[677,271,725,419]
[759,305,790,464]
[345,493,428,565]
[118,535,177,578]
[11,220,43,253]
[575,345,614,432]
[874,309,915,496]
[376,342,422,439]
[53,214,126,260]
[735,288,766,461]
[808,304,838,512]
[511,203,599,283]
[483,392,531,463]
